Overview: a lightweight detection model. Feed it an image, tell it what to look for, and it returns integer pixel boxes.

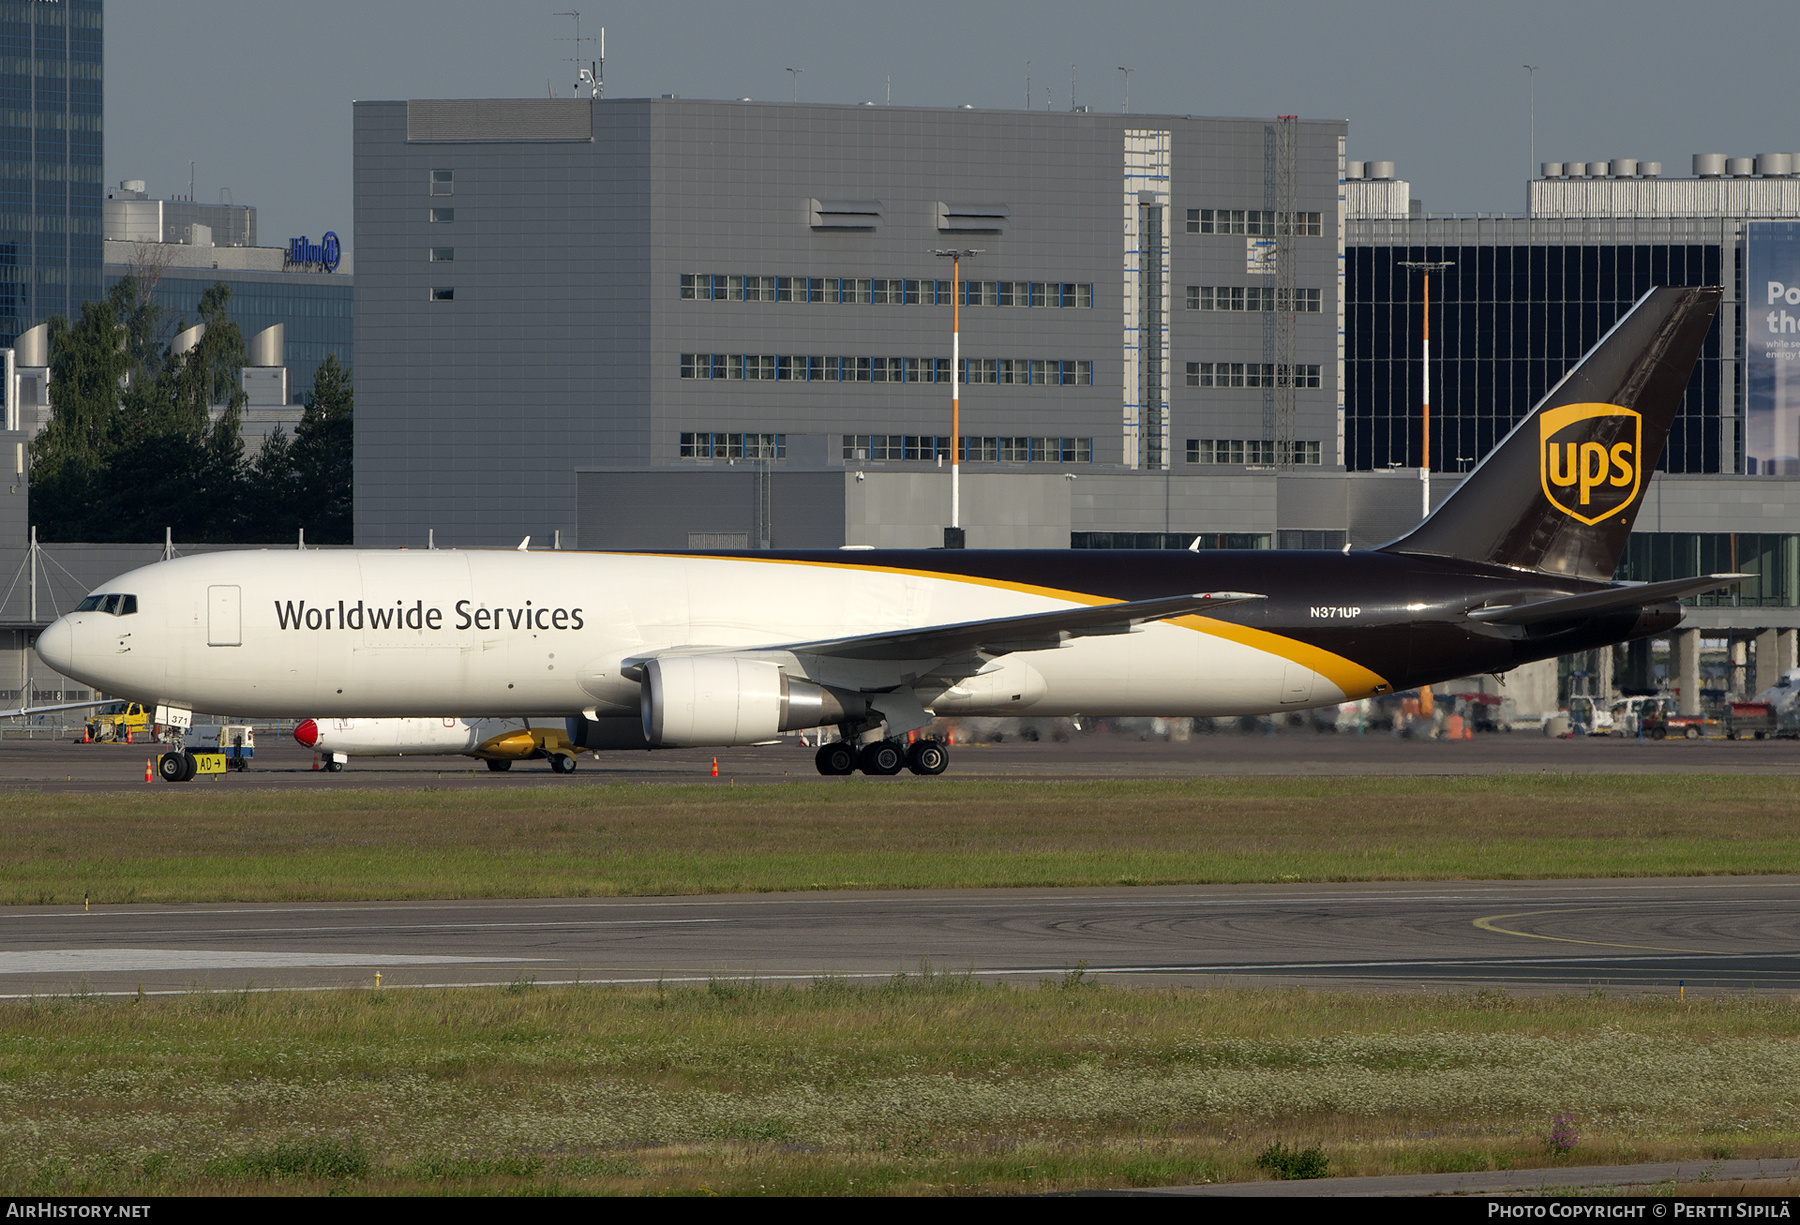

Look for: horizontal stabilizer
[1466,574,1749,627]
[779,591,1265,661]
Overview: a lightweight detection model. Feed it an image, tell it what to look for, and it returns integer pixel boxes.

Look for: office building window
[1187,208,1322,236]
[1186,361,1320,389]
[1073,532,1273,550]
[430,169,453,195]
[1187,286,1320,312]
[429,208,454,223]
[429,248,454,262]
[840,435,1092,463]
[680,354,1089,386]
[430,287,454,301]
[679,273,1088,307]
[680,432,786,460]
[841,435,953,461]
[1185,439,1322,466]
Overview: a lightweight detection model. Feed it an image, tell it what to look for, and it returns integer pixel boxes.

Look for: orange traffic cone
[82,725,91,744]
[144,757,152,782]
[124,730,131,744]
[711,756,719,777]
[311,754,320,771]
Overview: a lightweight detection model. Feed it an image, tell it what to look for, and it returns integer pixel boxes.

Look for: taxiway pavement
[5,727,1800,792]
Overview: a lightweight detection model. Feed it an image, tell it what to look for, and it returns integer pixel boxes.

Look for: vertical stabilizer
[1380,285,1720,579]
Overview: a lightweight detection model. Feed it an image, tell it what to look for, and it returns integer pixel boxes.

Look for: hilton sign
[285,232,341,273]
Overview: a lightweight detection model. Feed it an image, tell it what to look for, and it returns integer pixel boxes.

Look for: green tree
[289,353,354,543]
[28,284,132,540]
[29,282,351,544]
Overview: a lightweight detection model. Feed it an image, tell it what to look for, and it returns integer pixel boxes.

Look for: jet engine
[639,656,866,747]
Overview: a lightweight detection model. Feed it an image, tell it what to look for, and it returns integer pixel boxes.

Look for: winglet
[516,536,531,551]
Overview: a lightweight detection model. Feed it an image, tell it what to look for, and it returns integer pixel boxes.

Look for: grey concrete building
[352,98,1348,549]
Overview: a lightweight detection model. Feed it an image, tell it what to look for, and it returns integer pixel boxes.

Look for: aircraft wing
[768,591,1264,661]
[1466,574,1750,627]
[0,698,121,720]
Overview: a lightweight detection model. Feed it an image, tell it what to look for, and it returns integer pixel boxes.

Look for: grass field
[5,775,1800,904]
[2,976,1796,1196]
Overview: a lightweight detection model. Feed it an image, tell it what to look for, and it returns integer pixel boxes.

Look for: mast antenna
[555,12,602,97]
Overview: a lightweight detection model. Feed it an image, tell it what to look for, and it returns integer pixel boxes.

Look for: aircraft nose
[293,719,319,747]
[34,616,74,674]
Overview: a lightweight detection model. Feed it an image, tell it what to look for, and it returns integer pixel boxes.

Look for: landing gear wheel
[485,758,513,772]
[858,739,905,776]
[814,741,856,775]
[550,753,577,774]
[323,759,344,772]
[906,739,949,776]
[157,751,190,783]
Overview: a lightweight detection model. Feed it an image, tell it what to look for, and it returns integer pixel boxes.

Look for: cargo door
[207,585,241,646]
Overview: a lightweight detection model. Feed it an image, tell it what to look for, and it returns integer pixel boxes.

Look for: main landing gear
[814,737,949,777]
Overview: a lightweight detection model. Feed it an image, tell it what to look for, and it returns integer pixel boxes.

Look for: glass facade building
[0,0,102,347]
[1347,241,1725,474]
[104,267,353,400]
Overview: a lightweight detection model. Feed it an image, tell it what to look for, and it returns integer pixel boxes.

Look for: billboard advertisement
[1746,221,1800,473]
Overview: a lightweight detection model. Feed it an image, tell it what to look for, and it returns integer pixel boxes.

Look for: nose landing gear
[156,750,195,783]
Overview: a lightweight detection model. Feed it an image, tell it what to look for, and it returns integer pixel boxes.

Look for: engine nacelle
[565,715,654,751]
[640,656,865,747]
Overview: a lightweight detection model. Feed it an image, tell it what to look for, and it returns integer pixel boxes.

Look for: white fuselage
[35,549,1365,721]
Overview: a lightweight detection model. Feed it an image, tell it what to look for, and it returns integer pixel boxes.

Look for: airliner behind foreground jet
[25,286,1742,780]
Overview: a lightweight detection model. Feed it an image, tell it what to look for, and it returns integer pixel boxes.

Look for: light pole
[1398,259,1454,518]
[786,67,802,102]
[932,248,980,547]
[1523,65,1539,182]
[1117,66,1133,113]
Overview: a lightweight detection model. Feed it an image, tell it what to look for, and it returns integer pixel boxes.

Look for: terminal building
[352,97,1356,552]
[1345,153,1800,709]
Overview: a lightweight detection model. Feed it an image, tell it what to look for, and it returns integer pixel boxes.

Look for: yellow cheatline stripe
[1169,613,1389,701]
[611,552,1392,701]
[1472,908,1722,955]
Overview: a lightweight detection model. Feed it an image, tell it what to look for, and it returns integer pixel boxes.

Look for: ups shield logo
[1539,402,1642,526]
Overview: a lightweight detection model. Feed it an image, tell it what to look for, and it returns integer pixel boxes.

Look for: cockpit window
[75,593,137,615]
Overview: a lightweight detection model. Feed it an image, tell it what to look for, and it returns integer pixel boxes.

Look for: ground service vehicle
[82,702,149,743]
[1726,701,1777,740]
[16,287,1750,780]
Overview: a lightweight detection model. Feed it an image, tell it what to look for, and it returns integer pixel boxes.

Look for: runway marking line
[1473,906,1725,955]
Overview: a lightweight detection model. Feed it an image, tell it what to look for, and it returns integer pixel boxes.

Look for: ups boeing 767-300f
[20,286,1745,780]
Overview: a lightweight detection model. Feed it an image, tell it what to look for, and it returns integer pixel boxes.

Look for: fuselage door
[1280,661,1314,705]
[207,585,242,647]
